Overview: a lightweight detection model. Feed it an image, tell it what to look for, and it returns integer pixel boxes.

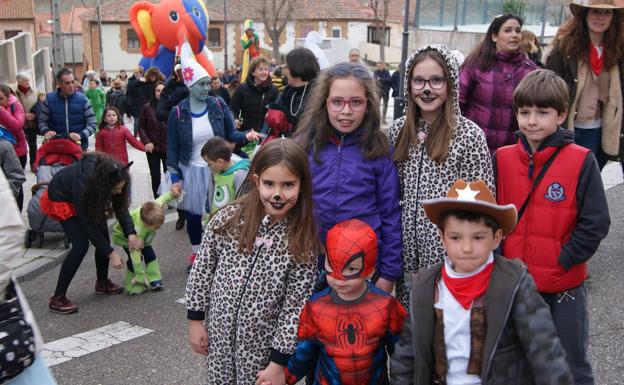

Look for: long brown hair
[552,8,623,70]
[394,49,456,163]
[295,62,390,162]
[215,139,318,262]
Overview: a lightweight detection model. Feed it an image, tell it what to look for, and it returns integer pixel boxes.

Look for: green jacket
[112,192,174,247]
[207,158,250,214]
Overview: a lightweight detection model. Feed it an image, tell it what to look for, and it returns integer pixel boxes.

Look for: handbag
[0,277,35,383]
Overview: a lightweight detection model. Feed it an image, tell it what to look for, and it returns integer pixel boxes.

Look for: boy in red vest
[494,69,610,385]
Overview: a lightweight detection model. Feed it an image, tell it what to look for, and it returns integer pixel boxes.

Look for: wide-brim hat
[569,0,624,17]
[422,179,518,235]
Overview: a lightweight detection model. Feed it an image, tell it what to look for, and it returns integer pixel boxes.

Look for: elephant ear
[129,1,159,57]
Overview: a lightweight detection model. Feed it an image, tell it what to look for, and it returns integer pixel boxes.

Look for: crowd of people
[0,1,621,384]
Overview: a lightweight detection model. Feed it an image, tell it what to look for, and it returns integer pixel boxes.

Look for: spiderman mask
[325,219,377,281]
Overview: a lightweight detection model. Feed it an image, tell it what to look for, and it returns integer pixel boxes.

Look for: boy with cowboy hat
[391,179,573,385]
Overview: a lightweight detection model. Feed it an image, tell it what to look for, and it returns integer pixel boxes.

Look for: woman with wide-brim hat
[546,0,624,176]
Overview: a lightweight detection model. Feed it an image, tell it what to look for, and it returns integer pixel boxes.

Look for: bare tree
[369,0,390,62]
[261,0,296,60]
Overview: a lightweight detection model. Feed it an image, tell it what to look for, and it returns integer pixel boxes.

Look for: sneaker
[95,279,123,294]
[49,294,78,314]
[150,280,164,291]
[175,216,186,231]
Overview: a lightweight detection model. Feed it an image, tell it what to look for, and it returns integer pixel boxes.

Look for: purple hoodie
[309,131,403,282]
[459,50,537,153]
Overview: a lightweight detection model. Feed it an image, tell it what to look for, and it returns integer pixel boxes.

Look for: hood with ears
[404,44,461,118]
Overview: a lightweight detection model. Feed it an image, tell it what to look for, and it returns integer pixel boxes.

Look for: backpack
[106,89,127,116]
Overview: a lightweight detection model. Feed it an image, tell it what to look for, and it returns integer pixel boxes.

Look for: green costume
[85,87,106,124]
[208,158,251,215]
[113,192,174,294]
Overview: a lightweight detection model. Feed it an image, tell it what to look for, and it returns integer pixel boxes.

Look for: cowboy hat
[422,179,518,235]
[569,0,624,17]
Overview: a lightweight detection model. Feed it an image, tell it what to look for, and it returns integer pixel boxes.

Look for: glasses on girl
[410,76,446,90]
[326,97,367,112]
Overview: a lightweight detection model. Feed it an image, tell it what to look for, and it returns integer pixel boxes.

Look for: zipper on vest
[528,153,534,179]
[64,95,69,135]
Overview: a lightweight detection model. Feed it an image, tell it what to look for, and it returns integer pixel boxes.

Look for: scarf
[589,43,604,77]
[17,84,30,94]
[442,260,494,309]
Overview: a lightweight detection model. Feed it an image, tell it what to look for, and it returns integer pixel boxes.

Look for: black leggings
[146,152,166,198]
[16,155,26,212]
[55,217,110,295]
[25,127,37,169]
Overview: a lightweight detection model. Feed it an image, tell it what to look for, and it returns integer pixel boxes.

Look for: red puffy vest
[496,143,589,293]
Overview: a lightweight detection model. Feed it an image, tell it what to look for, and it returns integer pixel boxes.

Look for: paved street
[13,119,624,384]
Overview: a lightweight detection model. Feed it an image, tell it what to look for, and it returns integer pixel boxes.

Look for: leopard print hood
[403,44,461,117]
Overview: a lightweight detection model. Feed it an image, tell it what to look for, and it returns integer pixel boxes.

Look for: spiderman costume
[285,219,407,385]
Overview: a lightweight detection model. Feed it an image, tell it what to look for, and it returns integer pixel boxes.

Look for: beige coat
[567,61,623,157]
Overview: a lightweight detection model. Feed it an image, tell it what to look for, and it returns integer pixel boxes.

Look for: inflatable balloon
[129,0,215,78]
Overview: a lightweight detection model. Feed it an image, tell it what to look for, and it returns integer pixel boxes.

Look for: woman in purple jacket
[459,13,537,153]
[295,62,402,293]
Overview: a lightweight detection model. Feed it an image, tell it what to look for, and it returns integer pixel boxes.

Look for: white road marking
[41,321,153,367]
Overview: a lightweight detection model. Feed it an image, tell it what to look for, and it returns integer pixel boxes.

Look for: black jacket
[156,78,189,122]
[391,256,573,385]
[48,154,135,256]
[230,78,279,131]
[125,76,151,117]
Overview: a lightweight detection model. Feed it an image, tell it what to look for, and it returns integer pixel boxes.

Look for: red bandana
[589,43,604,77]
[17,84,30,94]
[442,262,494,309]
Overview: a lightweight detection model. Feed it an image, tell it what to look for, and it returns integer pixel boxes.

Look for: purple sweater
[459,50,537,153]
[309,132,403,282]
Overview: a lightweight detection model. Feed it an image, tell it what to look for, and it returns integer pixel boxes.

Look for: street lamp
[393,0,411,119]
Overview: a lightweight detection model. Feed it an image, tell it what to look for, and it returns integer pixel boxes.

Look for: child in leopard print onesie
[387,44,494,308]
[186,139,318,385]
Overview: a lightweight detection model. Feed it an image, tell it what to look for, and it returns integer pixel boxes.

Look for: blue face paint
[189,77,211,101]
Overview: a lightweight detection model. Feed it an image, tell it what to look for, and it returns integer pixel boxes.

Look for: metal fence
[415,0,568,29]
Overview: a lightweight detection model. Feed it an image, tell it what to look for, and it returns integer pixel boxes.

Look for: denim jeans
[541,283,593,385]
[574,127,607,170]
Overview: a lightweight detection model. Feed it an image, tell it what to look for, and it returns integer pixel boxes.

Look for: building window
[127,29,140,49]
[4,30,21,39]
[367,26,390,46]
[208,28,220,48]
[332,27,341,38]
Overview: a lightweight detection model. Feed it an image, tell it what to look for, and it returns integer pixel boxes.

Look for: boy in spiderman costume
[278,219,406,384]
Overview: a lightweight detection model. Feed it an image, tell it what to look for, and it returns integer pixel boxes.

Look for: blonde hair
[140,201,165,227]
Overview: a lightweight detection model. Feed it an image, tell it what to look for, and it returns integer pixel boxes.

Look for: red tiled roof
[0,0,35,20]
[81,0,406,23]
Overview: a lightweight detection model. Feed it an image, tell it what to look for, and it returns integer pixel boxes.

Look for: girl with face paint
[166,43,262,271]
[388,45,494,309]
[186,139,318,385]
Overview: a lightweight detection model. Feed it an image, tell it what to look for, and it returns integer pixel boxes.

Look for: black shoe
[175,216,185,230]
